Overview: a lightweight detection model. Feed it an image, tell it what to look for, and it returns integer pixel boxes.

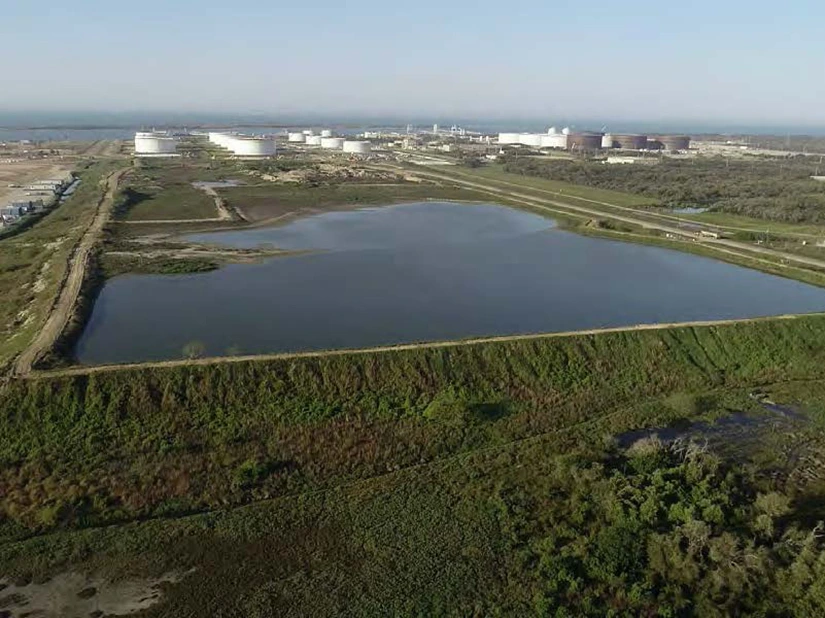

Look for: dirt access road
[402,166,825,272]
[14,166,130,376]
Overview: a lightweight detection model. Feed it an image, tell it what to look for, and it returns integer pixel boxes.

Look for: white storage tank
[287,132,306,143]
[602,134,614,149]
[320,137,345,149]
[519,133,543,147]
[320,129,333,138]
[302,129,314,136]
[548,126,558,135]
[342,140,371,155]
[562,127,571,135]
[305,135,323,146]
[498,132,521,145]
[540,134,569,149]
[231,136,276,156]
[134,132,178,155]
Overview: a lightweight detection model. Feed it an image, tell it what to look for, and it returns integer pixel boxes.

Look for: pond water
[671,207,709,215]
[76,202,825,364]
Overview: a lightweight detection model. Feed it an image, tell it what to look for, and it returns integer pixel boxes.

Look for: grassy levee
[4,316,825,614]
[2,318,825,527]
[0,161,120,369]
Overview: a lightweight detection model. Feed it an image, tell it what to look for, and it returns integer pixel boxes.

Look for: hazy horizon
[4,0,824,127]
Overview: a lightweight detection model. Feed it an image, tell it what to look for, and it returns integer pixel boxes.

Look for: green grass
[463,165,657,208]
[116,184,218,221]
[686,210,825,236]
[4,316,825,614]
[219,182,494,218]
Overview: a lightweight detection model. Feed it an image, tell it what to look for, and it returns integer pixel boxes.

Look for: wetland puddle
[76,201,825,363]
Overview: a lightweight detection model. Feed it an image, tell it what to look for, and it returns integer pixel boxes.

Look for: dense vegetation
[3,316,825,614]
[502,155,825,223]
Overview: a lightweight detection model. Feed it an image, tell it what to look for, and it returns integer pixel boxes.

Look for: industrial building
[134,131,179,156]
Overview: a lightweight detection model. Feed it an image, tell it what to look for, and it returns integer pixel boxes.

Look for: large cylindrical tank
[231,137,276,156]
[134,132,178,154]
[561,127,571,135]
[305,135,323,146]
[568,132,604,150]
[602,134,614,149]
[540,134,569,149]
[656,135,691,151]
[287,132,306,143]
[320,129,333,138]
[320,137,345,149]
[612,134,648,149]
[519,133,543,147]
[548,126,559,135]
[498,132,521,145]
[342,140,372,155]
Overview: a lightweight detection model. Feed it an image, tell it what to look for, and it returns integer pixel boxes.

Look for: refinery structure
[131,122,688,162]
[497,127,691,152]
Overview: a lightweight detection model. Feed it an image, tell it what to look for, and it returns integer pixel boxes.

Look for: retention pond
[76,202,825,363]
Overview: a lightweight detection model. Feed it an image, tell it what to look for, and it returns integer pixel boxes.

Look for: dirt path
[14,167,130,375]
[32,312,821,379]
[403,167,825,272]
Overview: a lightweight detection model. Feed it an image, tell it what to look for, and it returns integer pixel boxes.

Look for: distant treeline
[503,155,825,223]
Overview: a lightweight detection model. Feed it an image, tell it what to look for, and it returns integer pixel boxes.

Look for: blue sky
[2,0,823,125]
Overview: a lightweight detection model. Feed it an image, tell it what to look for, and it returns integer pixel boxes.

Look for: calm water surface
[76,202,825,363]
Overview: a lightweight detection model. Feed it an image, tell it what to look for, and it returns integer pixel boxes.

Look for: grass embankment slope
[4,316,825,614]
[0,162,119,369]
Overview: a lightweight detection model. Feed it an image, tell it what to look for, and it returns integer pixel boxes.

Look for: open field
[469,163,657,208]
[114,161,233,222]
[3,315,825,615]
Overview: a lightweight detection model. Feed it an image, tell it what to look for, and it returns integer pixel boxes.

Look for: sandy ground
[0,161,74,205]
[0,571,188,617]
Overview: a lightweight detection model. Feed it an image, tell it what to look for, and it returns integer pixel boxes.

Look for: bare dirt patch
[0,570,189,617]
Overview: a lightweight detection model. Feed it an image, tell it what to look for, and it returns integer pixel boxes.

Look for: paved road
[29,312,820,379]
[404,166,825,272]
[14,166,130,375]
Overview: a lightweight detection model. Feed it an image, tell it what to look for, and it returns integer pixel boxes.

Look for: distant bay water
[2,111,825,142]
